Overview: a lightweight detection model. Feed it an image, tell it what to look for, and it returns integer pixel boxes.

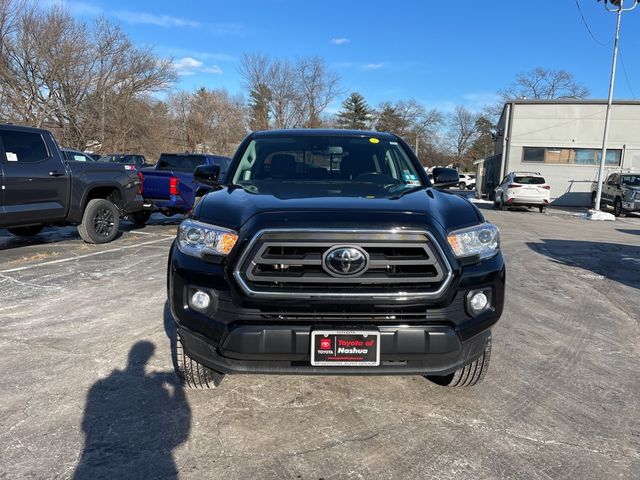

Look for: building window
[522,147,621,166]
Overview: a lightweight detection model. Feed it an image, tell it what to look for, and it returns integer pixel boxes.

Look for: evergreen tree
[336,92,371,130]
[467,116,496,161]
[248,83,271,131]
[374,102,405,134]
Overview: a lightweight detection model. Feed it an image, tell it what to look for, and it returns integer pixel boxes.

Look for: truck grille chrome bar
[233,229,453,299]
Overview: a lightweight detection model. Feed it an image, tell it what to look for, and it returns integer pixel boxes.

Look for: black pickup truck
[168,129,505,389]
[0,124,143,243]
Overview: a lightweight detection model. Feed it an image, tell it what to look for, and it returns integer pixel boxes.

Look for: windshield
[99,155,135,164]
[621,175,640,187]
[156,154,210,172]
[231,135,425,198]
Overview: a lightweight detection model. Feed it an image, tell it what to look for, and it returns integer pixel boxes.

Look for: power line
[618,47,637,99]
[574,0,613,46]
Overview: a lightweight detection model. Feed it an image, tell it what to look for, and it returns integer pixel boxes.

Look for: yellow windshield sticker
[369,138,379,144]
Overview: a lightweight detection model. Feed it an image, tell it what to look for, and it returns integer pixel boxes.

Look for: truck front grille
[233,230,452,299]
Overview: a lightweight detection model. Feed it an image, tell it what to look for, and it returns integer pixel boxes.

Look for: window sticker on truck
[6,152,17,161]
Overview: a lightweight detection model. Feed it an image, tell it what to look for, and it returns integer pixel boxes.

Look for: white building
[477,100,640,206]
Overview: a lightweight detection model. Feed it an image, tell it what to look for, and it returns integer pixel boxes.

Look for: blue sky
[61,0,640,114]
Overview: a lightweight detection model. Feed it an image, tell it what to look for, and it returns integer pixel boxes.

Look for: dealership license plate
[311,330,380,366]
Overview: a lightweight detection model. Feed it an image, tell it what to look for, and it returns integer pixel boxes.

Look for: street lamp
[593,0,639,211]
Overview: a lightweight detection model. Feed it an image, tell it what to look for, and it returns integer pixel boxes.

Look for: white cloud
[174,57,203,72]
[174,57,222,76]
[362,63,387,70]
[63,2,245,34]
[330,37,350,45]
[112,10,201,28]
[165,48,236,63]
[201,66,223,74]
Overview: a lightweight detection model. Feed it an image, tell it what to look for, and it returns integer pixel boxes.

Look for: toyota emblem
[322,246,369,277]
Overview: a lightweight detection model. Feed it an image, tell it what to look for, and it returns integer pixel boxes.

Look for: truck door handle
[49,171,65,177]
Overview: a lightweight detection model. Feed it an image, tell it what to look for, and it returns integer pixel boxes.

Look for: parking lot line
[0,236,174,274]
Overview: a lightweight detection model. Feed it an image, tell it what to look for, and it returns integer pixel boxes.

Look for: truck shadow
[73,339,190,479]
[122,214,185,233]
[0,226,82,251]
[527,239,640,290]
[0,226,130,251]
[617,229,640,236]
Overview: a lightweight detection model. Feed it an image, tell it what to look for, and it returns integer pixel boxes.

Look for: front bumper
[178,322,492,375]
[168,245,505,375]
[622,199,640,211]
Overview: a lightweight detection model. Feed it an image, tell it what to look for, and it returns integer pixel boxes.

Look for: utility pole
[594,0,639,211]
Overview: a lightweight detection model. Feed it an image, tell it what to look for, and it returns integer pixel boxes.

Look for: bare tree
[0,0,176,151]
[239,53,341,129]
[167,88,248,157]
[500,67,589,101]
[296,56,341,128]
[447,106,479,169]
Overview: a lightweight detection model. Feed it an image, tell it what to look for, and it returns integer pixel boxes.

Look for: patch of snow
[581,209,616,221]
[470,198,494,205]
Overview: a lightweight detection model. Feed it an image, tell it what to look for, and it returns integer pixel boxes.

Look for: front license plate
[311,330,380,366]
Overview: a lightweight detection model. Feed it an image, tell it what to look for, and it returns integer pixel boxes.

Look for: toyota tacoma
[168,129,505,388]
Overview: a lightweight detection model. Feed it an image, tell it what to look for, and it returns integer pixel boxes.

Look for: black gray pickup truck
[0,124,143,243]
[168,129,505,389]
[592,171,640,217]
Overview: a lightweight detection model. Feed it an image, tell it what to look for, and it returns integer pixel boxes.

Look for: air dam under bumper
[177,323,492,376]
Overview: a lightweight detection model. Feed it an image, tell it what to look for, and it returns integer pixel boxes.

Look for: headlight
[447,223,500,260]
[623,190,636,201]
[177,219,238,257]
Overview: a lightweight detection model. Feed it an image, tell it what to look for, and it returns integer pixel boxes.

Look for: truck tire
[613,197,623,217]
[78,198,120,244]
[425,336,491,387]
[459,182,466,190]
[176,334,224,389]
[7,225,44,237]
[130,210,151,226]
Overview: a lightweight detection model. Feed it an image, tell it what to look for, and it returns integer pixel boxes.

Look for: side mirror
[431,168,460,189]
[194,164,221,186]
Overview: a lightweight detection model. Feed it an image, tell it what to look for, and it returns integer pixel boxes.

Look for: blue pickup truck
[133,153,230,224]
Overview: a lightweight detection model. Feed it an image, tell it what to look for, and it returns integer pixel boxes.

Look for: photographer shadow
[73,340,190,480]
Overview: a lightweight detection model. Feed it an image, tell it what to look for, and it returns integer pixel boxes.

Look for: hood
[194,186,483,233]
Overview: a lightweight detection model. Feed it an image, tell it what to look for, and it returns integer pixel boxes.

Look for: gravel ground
[0,207,638,480]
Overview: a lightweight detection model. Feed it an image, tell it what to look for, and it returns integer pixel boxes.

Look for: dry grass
[8,251,61,265]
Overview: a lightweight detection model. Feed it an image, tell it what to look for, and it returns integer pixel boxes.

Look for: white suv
[458,173,476,190]
[494,172,550,213]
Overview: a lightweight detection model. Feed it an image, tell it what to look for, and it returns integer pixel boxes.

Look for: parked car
[135,153,231,224]
[494,171,550,212]
[591,171,640,217]
[458,173,476,190]
[99,153,149,171]
[0,124,143,243]
[168,129,504,389]
[60,148,96,163]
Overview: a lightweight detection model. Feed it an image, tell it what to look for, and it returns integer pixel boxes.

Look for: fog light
[191,290,210,310]
[469,292,489,312]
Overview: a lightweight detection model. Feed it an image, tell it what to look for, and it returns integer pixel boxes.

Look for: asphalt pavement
[0,207,638,479]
